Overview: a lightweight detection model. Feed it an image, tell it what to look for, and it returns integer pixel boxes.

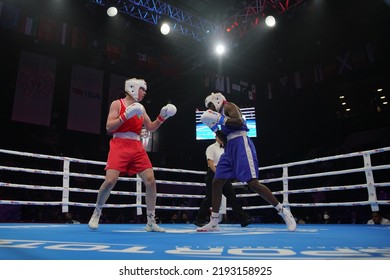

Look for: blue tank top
[220,111,249,136]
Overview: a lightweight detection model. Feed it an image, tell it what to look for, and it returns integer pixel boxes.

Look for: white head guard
[204,92,226,112]
[125,78,147,101]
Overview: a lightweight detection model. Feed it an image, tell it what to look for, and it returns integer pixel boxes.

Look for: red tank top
[112,99,143,134]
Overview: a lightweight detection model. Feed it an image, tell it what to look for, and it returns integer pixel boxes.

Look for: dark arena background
[0,0,389,278]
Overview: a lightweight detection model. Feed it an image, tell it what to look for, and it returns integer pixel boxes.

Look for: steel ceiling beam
[89,0,305,41]
[89,0,221,41]
[222,1,305,37]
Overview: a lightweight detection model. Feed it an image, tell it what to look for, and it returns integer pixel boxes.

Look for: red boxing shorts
[105,137,152,176]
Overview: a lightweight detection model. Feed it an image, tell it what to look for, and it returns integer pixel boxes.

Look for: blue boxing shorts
[215,135,259,183]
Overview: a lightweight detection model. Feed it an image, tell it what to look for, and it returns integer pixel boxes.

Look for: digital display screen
[195,107,257,140]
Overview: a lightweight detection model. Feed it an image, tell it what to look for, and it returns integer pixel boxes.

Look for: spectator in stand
[367,211,390,225]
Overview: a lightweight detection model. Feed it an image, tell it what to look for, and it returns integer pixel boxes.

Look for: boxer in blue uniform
[198,92,297,232]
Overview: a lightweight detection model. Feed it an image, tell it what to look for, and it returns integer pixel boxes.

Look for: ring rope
[259,147,390,170]
[1,147,389,214]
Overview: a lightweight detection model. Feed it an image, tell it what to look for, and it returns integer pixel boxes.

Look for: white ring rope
[1,147,390,214]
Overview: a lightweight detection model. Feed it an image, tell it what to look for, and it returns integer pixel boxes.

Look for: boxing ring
[0,147,390,261]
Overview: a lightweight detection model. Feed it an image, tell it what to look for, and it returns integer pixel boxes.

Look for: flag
[278,75,294,96]
[229,77,242,95]
[67,65,103,134]
[71,26,88,50]
[350,47,368,69]
[161,55,178,76]
[215,74,225,92]
[248,84,256,101]
[301,66,315,89]
[60,23,69,45]
[88,32,106,54]
[12,51,56,126]
[37,17,62,43]
[366,42,377,64]
[240,80,249,98]
[203,71,211,88]
[313,65,323,83]
[225,76,231,94]
[323,61,338,81]
[294,71,302,89]
[267,82,273,99]
[231,83,240,94]
[107,40,126,60]
[337,52,352,75]
[136,52,148,68]
[18,15,39,36]
[0,3,20,30]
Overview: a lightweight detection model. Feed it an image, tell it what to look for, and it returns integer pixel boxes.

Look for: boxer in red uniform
[88,78,176,232]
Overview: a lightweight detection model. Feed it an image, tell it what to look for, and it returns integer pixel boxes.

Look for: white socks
[147,211,156,224]
[211,212,219,225]
[274,203,283,212]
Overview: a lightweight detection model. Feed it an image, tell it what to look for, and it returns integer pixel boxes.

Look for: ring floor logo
[0,224,389,260]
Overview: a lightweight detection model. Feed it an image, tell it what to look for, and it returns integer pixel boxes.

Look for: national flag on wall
[267,82,273,99]
[0,2,20,30]
[161,55,178,76]
[12,50,56,126]
[203,71,211,88]
[278,75,294,96]
[136,52,148,68]
[71,26,88,50]
[225,76,231,94]
[248,84,256,101]
[337,52,353,75]
[231,82,240,95]
[323,61,338,81]
[229,77,241,95]
[351,47,368,69]
[37,17,62,43]
[18,15,39,36]
[107,40,126,60]
[60,23,70,45]
[240,80,249,98]
[146,55,159,71]
[293,71,302,89]
[301,66,315,89]
[215,74,225,92]
[67,65,103,134]
[313,65,323,83]
[365,42,378,64]
[88,33,106,54]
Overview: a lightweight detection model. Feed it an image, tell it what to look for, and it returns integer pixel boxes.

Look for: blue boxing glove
[200,110,228,132]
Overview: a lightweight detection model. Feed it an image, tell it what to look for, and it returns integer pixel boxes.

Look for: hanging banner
[67,65,103,134]
[12,50,56,126]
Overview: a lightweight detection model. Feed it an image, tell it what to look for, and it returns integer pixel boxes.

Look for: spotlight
[160,22,170,35]
[265,15,276,27]
[107,6,118,17]
[215,44,226,55]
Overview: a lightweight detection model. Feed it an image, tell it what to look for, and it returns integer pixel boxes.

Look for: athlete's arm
[143,111,163,132]
[106,100,123,133]
[207,159,217,173]
[223,102,244,127]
